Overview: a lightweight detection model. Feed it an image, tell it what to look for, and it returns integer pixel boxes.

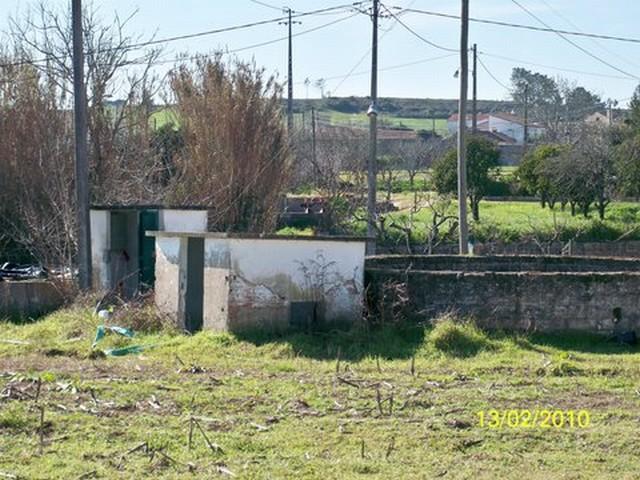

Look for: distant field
[325,111,449,135]
[380,198,640,244]
[152,107,450,135]
[150,108,179,128]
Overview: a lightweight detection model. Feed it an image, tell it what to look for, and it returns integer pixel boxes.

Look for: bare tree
[168,54,291,232]
[0,2,164,268]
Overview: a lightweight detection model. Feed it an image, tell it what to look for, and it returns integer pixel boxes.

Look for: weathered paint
[224,238,364,331]
[154,237,182,328]
[90,208,207,294]
[89,210,110,290]
[150,232,366,332]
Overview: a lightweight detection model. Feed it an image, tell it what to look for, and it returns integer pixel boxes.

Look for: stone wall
[379,240,640,258]
[0,281,64,318]
[366,255,640,332]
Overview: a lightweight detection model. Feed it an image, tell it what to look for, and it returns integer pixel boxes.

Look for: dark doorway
[185,237,204,333]
[138,210,159,290]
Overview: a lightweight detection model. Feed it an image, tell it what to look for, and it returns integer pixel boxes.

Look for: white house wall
[224,238,365,331]
[154,236,182,326]
[89,210,110,290]
[160,210,207,232]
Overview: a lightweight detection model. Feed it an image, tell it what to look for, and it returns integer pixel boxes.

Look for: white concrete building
[148,232,367,333]
[90,206,208,295]
[447,112,545,145]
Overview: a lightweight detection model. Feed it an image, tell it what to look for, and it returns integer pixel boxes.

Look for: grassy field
[369,198,640,244]
[150,107,450,135]
[1,307,640,478]
[325,111,448,135]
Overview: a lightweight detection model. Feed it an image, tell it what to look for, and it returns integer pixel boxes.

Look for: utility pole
[472,43,478,134]
[280,8,299,134]
[523,83,529,149]
[72,0,92,289]
[366,0,379,255]
[311,106,317,167]
[457,0,470,255]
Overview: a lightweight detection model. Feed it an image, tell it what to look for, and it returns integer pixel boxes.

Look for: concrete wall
[223,238,365,331]
[159,210,208,232]
[0,281,64,317]
[366,255,640,332]
[90,210,110,290]
[152,233,366,333]
[154,236,182,327]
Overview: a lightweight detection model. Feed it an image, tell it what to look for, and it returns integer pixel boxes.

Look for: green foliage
[429,316,494,358]
[432,136,500,220]
[276,226,315,236]
[515,143,568,199]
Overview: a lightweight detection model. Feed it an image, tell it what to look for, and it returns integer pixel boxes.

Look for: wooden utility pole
[523,83,529,149]
[72,0,92,289]
[472,43,478,134]
[457,0,470,255]
[311,106,317,166]
[366,0,379,255]
[281,8,300,134]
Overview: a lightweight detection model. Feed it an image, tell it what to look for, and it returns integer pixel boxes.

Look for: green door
[138,210,159,290]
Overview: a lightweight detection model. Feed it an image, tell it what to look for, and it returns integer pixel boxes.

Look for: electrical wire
[534,0,640,70]
[396,7,640,45]
[509,0,640,81]
[330,0,420,96]
[294,52,456,85]
[382,6,458,53]
[150,11,360,67]
[476,55,511,91]
[479,51,637,82]
[248,0,285,12]
[0,2,366,68]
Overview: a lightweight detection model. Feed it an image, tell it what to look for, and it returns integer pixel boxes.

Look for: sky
[1,0,640,106]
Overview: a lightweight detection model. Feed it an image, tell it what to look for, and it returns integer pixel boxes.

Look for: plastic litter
[91,324,164,357]
[92,325,135,348]
[0,262,48,281]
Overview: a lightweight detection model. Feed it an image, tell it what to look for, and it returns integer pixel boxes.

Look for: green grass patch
[1,307,640,478]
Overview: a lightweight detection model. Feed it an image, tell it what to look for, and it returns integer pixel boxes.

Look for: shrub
[429,315,494,358]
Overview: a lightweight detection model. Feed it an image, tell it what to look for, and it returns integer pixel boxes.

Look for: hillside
[291,97,518,120]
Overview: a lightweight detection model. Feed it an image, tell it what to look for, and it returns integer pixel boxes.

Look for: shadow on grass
[524,330,640,355]
[236,324,640,361]
[0,310,53,325]
[235,325,427,361]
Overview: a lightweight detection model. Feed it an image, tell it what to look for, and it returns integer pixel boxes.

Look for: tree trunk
[570,202,576,216]
[598,201,606,220]
[471,197,480,221]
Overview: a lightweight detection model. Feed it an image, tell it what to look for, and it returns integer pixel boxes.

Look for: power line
[329,0,425,96]
[534,0,640,70]
[396,7,640,45]
[382,6,458,53]
[509,0,640,81]
[0,3,366,68]
[294,52,455,85]
[476,55,511,91]
[121,3,365,51]
[479,51,637,82]
[248,0,284,12]
[150,11,360,68]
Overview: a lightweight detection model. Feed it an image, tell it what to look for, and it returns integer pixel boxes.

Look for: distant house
[447,112,545,145]
[584,111,611,126]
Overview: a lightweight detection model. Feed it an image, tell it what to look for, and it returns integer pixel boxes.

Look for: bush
[429,315,494,358]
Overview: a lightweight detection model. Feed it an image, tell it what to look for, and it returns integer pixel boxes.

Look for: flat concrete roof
[146,231,371,243]
[91,205,210,211]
